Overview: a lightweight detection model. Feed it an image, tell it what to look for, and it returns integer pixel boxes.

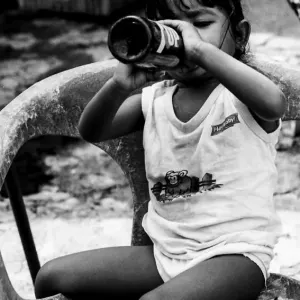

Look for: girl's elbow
[78,127,90,143]
[257,91,286,122]
[264,90,286,121]
[79,132,101,143]
[78,122,99,143]
[274,90,287,119]
[78,119,88,140]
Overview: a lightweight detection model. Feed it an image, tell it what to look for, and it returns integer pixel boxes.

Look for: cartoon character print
[151,170,222,203]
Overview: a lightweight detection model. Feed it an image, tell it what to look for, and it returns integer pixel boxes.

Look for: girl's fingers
[157,19,183,25]
[157,19,187,31]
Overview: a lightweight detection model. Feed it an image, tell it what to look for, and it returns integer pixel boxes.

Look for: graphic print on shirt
[211,113,240,136]
[151,170,222,203]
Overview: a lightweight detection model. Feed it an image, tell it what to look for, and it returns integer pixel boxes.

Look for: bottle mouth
[108,16,152,64]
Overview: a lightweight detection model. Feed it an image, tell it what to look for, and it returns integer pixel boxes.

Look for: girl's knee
[34,259,65,298]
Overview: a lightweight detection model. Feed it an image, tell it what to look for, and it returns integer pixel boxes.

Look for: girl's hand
[112,62,164,92]
[158,19,207,66]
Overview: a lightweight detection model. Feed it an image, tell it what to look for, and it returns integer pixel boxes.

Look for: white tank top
[141,80,282,261]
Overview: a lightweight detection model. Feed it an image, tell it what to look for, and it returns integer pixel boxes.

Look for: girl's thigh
[35,245,163,299]
[141,254,265,300]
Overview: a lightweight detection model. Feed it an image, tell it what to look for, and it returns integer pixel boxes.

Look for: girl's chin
[177,64,201,74]
[167,65,208,81]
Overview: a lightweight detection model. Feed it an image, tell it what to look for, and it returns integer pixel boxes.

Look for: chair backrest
[0,57,300,300]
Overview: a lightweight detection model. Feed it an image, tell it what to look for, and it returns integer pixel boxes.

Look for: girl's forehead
[180,0,206,9]
[169,0,219,16]
[153,0,225,20]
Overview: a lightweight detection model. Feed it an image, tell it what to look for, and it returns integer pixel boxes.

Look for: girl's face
[165,0,237,83]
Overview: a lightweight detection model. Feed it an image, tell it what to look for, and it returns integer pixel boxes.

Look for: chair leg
[4,164,40,284]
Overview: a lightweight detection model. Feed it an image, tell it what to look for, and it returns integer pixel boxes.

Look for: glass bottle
[108,15,184,69]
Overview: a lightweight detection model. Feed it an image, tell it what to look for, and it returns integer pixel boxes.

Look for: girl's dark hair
[145,0,247,59]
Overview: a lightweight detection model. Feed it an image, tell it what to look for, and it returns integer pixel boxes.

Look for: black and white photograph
[0,1,300,299]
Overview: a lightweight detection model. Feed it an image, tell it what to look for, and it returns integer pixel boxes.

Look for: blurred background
[0,0,300,298]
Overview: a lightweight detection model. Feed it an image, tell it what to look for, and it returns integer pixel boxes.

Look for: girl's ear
[235,19,251,52]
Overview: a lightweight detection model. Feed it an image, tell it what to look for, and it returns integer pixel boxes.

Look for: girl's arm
[159,20,286,122]
[193,43,286,122]
[78,78,143,142]
[79,62,162,143]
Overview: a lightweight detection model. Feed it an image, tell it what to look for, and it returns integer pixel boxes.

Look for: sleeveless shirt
[141,80,282,279]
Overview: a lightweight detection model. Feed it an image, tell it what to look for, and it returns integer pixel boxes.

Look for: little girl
[35,1,286,299]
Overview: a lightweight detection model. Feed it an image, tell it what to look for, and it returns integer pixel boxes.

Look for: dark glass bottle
[108,16,184,69]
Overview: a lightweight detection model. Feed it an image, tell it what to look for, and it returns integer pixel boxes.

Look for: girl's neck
[176,77,219,91]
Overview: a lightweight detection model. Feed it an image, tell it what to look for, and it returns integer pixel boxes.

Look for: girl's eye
[194,21,213,28]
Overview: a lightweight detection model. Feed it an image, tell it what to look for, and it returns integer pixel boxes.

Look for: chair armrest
[0,59,117,187]
[248,54,300,120]
[0,60,119,300]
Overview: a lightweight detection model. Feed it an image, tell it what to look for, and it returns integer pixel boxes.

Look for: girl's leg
[140,254,265,300]
[34,245,163,300]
